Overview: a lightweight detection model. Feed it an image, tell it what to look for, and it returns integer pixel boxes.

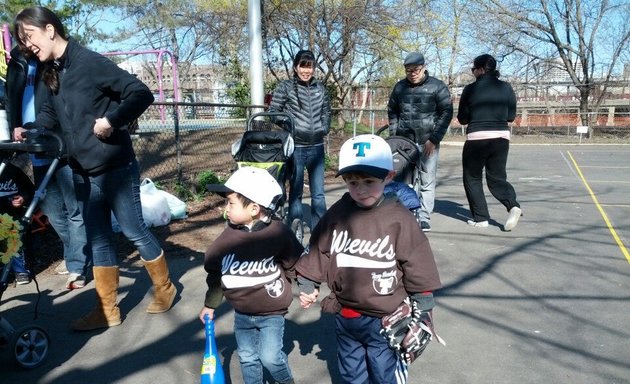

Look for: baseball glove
[380,297,445,365]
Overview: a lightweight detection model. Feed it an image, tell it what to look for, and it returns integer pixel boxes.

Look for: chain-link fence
[134,102,630,186]
[134,103,252,187]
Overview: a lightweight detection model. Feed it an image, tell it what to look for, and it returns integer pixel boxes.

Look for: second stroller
[230,112,305,243]
[377,125,423,224]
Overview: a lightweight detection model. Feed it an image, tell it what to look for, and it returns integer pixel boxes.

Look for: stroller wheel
[291,218,304,245]
[10,325,49,369]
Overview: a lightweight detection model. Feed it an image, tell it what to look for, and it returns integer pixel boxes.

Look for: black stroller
[231,111,304,242]
[377,125,423,224]
[0,129,63,369]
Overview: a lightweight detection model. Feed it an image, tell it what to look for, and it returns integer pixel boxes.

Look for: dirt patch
[29,194,227,277]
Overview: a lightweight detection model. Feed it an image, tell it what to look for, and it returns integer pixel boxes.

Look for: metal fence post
[173,103,182,184]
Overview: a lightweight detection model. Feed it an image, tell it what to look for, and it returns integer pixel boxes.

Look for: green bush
[197,170,222,190]
[177,182,196,201]
[324,153,332,171]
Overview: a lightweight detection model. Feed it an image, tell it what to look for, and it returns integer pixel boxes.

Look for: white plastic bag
[140,178,171,227]
[160,190,188,219]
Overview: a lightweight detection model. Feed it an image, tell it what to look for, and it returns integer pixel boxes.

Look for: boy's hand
[11,196,25,208]
[198,307,215,324]
[299,289,319,309]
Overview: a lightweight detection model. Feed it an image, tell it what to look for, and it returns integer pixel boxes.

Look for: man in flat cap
[387,52,453,232]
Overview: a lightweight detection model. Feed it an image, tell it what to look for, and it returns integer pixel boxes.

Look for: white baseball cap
[337,134,393,179]
[206,166,283,210]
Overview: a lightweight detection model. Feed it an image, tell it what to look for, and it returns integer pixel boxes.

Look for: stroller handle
[25,128,65,158]
[0,128,65,159]
[377,124,418,143]
[247,111,295,135]
[376,124,389,136]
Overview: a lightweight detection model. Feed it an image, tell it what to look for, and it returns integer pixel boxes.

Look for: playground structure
[1,24,11,81]
[101,50,180,122]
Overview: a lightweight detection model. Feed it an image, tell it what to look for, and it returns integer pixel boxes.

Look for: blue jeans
[34,163,91,275]
[289,144,327,230]
[73,160,161,267]
[415,143,440,223]
[233,312,293,384]
[10,253,29,274]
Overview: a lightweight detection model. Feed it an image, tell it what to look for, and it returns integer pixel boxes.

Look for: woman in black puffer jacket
[268,50,331,231]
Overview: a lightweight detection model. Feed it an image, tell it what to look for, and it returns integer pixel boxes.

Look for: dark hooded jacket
[387,71,453,145]
[456,73,516,133]
[26,38,154,175]
[4,46,50,131]
[268,77,331,146]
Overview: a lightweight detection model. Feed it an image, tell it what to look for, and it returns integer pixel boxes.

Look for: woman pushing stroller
[12,6,177,331]
[268,50,332,231]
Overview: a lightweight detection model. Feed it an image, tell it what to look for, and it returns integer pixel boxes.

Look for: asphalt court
[1,143,629,383]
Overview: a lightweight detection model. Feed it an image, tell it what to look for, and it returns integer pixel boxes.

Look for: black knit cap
[293,50,316,68]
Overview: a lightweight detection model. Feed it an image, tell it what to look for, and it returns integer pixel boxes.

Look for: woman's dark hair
[291,49,316,109]
[293,50,315,69]
[473,54,500,78]
[14,6,67,93]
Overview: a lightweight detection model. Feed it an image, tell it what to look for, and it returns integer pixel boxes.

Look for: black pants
[462,138,519,222]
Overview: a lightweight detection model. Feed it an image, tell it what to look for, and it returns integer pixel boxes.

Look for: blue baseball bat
[201,314,225,384]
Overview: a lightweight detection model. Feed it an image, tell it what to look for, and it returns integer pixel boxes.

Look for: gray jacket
[268,77,331,146]
[387,72,453,145]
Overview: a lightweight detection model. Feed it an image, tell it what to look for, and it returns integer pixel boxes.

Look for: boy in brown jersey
[296,134,442,384]
[201,166,303,384]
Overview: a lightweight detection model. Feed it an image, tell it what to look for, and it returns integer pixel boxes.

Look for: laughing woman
[13,6,177,331]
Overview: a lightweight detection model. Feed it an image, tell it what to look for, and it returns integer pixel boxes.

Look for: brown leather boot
[142,251,176,313]
[72,266,122,331]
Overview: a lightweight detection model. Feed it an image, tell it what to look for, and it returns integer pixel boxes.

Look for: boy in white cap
[296,134,442,383]
[200,166,303,384]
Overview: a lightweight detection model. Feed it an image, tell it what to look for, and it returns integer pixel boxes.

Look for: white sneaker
[55,260,69,275]
[504,207,522,231]
[467,220,489,228]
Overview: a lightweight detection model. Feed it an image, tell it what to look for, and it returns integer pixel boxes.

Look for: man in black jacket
[387,52,453,232]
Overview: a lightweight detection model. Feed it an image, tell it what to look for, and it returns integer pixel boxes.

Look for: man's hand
[423,140,436,157]
[13,127,27,141]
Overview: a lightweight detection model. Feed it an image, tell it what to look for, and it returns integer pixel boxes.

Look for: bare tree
[262,0,425,129]
[105,0,237,100]
[472,0,630,126]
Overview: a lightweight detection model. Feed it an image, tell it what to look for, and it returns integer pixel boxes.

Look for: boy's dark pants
[335,313,406,383]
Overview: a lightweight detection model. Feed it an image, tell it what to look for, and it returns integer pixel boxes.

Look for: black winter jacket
[4,46,50,131]
[456,74,516,133]
[268,77,331,146]
[27,38,154,175]
[387,72,453,145]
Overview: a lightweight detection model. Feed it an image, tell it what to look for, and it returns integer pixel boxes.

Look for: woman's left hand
[94,117,113,139]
